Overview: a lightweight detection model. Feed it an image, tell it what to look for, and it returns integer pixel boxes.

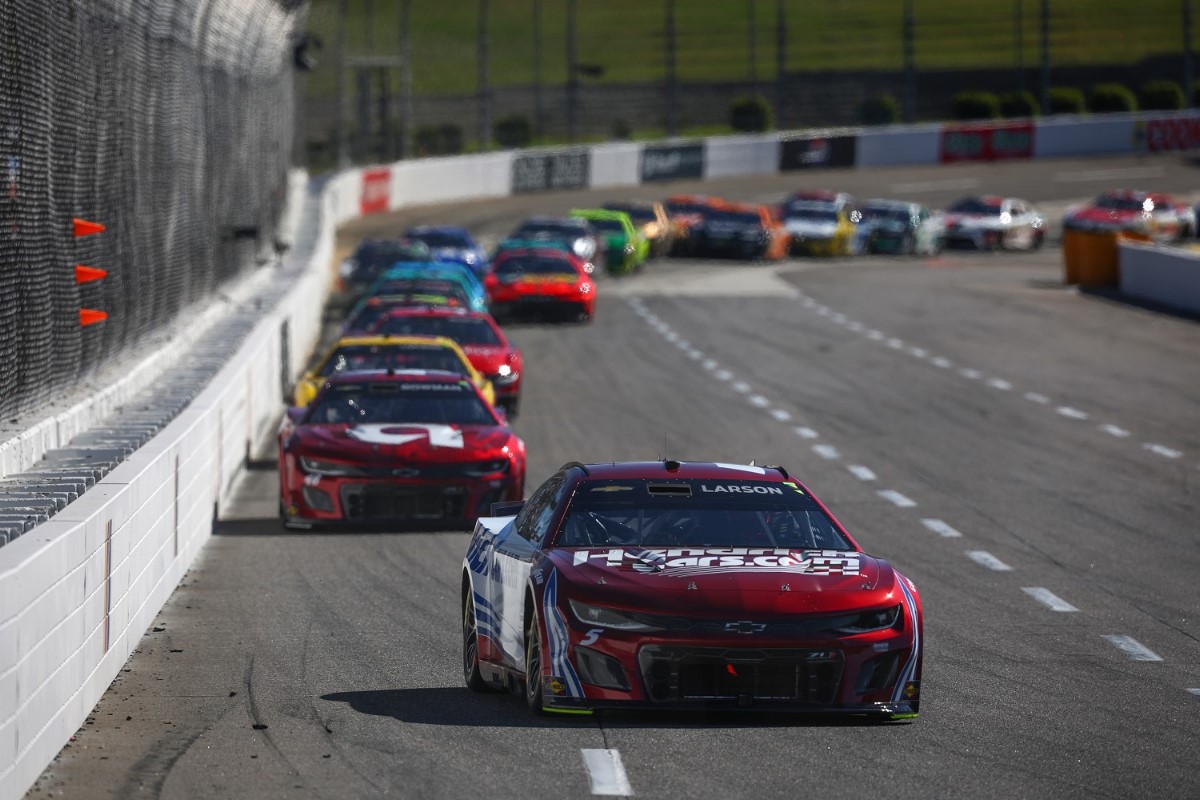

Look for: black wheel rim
[463,594,478,680]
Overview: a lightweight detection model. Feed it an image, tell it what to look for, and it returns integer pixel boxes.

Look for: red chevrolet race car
[368,306,524,417]
[462,461,922,719]
[485,246,596,323]
[278,370,525,529]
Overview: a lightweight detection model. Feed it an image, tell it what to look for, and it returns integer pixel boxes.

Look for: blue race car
[366,261,489,313]
[404,226,490,278]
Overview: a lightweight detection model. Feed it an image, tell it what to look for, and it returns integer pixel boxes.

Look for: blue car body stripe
[542,569,584,698]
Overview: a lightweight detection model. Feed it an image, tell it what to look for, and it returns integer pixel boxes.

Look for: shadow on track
[213,517,472,536]
[320,687,901,729]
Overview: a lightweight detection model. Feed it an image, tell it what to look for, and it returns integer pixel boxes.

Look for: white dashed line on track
[959,368,983,380]
[847,321,864,332]
[794,426,820,440]
[731,381,751,394]
[1100,424,1131,438]
[831,313,847,324]
[1056,406,1089,420]
[714,370,732,381]
[701,359,718,371]
[931,357,953,369]
[770,408,792,422]
[877,490,917,508]
[908,347,928,359]
[812,444,841,460]
[986,378,1013,391]
[866,330,885,341]
[687,349,704,360]
[581,749,634,796]
[1144,443,1183,459]
[886,338,905,350]
[1101,635,1163,662]
[1022,587,1080,612]
[847,465,877,481]
[749,395,770,408]
[966,550,1013,571]
[1024,392,1050,404]
[1188,688,1200,696]
[921,518,963,538]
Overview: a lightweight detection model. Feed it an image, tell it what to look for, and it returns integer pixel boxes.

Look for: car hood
[552,547,898,616]
[292,422,510,462]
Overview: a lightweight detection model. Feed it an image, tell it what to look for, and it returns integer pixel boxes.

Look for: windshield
[556,479,853,550]
[784,203,839,223]
[307,381,495,426]
[351,241,432,270]
[708,210,761,225]
[371,280,470,303]
[514,221,588,240]
[494,255,578,279]
[372,315,502,346]
[1094,195,1148,212]
[948,198,1002,215]
[665,201,710,216]
[317,344,469,378]
[410,230,472,249]
[588,217,626,234]
[862,205,913,223]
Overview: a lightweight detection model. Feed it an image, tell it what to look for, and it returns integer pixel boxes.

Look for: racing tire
[524,612,547,715]
[462,589,492,693]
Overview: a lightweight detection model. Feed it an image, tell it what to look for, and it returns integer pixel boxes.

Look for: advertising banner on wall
[640,143,705,182]
[779,135,857,170]
[940,122,1034,163]
[359,167,392,215]
[512,150,590,193]
[1135,115,1200,152]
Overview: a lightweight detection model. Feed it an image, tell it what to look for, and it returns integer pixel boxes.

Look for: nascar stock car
[278,370,525,529]
[688,202,790,260]
[338,238,433,300]
[509,215,605,273]
[859,199,945,256]
[1061,189,1196,242]
[462,461,923,718]
[404,225,490,278]
[569,209,649,274]
[603,200,676,258]
[291,335,495,408]
[780,191,862,257]
[485,245,596,323]
[663,194,727,256]
[943,195,1045,251]
[368,306,523,417]
[365,261,489,313]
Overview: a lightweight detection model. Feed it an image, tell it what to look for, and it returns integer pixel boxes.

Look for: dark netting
[0,0,303,420]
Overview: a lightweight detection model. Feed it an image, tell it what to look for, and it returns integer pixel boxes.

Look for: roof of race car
[561,460,796,482]
[406,224,472,236]
[377,305,493,320]
[322,368,469,386]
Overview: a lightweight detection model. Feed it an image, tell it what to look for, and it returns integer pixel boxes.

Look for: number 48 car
[461,460,922,719]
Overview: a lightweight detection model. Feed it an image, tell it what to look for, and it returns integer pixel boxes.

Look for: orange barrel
[1064,229,1121,287]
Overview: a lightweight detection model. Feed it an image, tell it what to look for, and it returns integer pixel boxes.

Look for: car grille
[638,646,843,704]
[341,484,466,521]
[346,462,506,479]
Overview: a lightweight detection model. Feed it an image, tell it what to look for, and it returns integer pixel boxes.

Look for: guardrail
[4,106,1200,798]
[1119,241,1200,315]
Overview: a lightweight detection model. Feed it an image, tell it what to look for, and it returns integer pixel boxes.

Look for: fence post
[775,0,786,128]
[666,0,678,137]
[1040,0,1051,114]
[567,0,578,143]
[335,0,350,167]
[1186,0,1195,108]
[534,0,544,138]
[399,0,413,159]
[903,0,915,123]
[478,0,490,152]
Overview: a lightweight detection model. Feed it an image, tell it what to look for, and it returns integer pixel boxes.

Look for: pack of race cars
[274,181,1194,719]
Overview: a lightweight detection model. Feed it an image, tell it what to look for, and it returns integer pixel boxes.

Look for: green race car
[569,209,649,274]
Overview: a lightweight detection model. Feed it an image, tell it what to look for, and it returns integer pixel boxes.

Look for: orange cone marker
[73,218,106,237]
[75,265,108,284]
[79,309,108,326]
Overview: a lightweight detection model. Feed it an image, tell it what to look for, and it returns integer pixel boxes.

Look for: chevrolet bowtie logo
[724,621,766,635]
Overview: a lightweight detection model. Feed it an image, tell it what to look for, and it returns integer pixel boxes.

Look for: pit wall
[3,108,1199,798]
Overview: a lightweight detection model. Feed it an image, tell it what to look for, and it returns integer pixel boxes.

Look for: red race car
[1062,189,1197,242]
[485,246,596,323]
[278,370,525,529]
[462,460,923,719]
[368,306,524,417]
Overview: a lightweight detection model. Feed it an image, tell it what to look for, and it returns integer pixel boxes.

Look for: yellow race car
[293,335,495,408]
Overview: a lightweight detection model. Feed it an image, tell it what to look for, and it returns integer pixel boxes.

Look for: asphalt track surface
[29,155,1200,800]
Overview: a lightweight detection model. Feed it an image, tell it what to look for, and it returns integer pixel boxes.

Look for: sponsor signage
[779,135,857,170]
[359,167,391,215]
[640,143,705,182]
[511,150,590,193]
[1136,116,1200,152]
[939,122,1034,163]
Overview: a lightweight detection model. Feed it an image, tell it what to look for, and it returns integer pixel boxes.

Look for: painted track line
[1056,406,1089,420]
[794,426,819,440]
[812,444,841,460]
[582,749,634,796]
[1024,392,1050,404]
[1101,424,1131,438]
[1022,587,1079,612]
[877,489,917,508]
[847,465,876,481]
[1101,635,1163,662]
[920,518,963,538]
[1188,688,1200,696]
[966,550,1013,571]
[769,408,791,422]
[1144,443,1183,459]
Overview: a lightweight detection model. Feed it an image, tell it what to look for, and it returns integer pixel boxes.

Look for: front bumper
[283,472,519,526]
[790,236,844,257]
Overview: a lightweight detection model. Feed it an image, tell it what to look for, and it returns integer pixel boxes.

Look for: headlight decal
[542,569,584,698]
[299,456,363,477]
[891,573,920,704]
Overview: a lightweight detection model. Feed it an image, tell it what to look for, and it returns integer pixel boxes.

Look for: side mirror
[490,500,524,517]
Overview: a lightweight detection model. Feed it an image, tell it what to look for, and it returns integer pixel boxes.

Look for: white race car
[943,195,1045,251]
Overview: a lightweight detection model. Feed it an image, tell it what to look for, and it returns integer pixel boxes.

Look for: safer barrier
[1119,241,1200,315]
[7,103,1200,798]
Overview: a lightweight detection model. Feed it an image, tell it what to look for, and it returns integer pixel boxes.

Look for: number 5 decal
[580,628,603,646]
